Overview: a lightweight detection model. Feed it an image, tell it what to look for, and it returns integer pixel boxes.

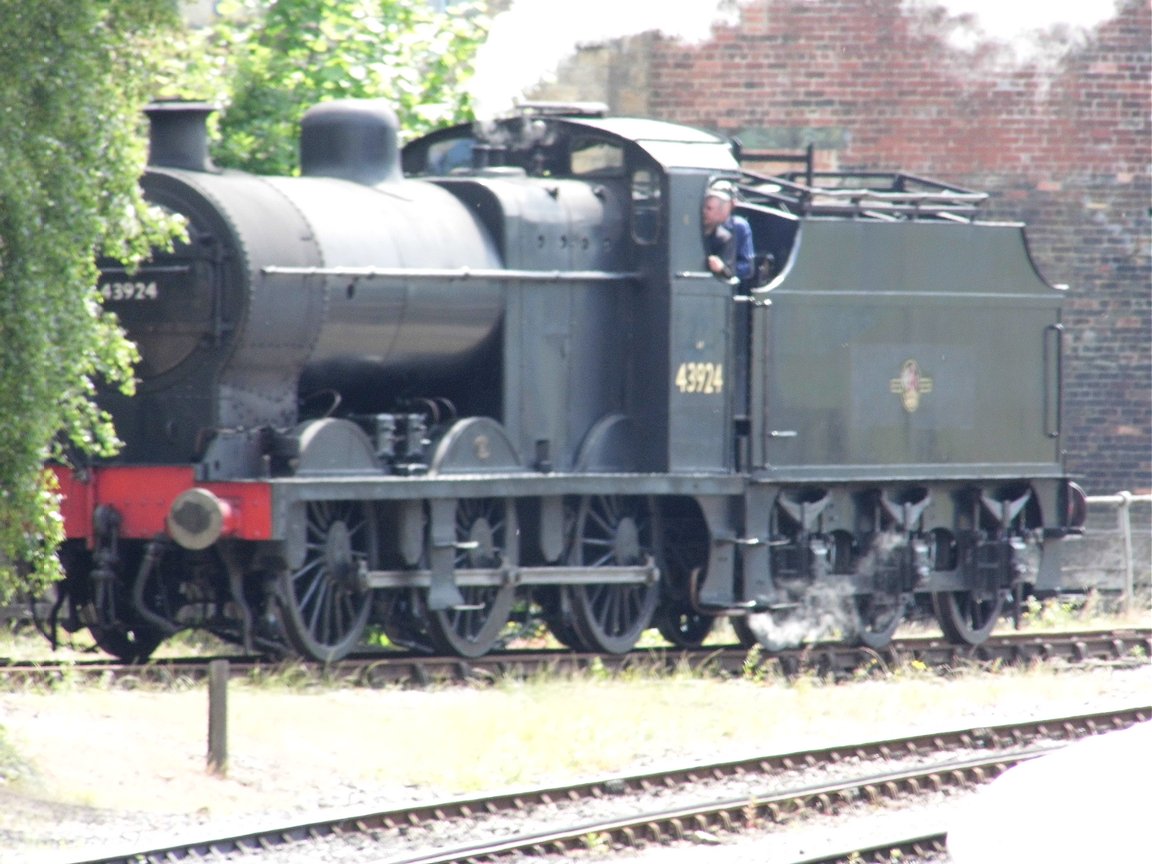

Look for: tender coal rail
[3,627,1148,689]
[61,705,1149,864]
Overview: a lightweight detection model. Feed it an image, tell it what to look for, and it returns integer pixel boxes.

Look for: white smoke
[469,0,749,118]
[470,1,1120,119]
[903,0,1119,61]
[745,578,860,651]
[921,0,1118,39]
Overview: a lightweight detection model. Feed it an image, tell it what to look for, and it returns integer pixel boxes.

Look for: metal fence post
[1118,491,1133,616]
[208,659,229,775]
[1082,491,1151,610]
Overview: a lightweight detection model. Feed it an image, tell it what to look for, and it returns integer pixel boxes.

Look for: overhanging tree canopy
[0,0,486,600]
[156,0,489,175]
[0,0,181,599]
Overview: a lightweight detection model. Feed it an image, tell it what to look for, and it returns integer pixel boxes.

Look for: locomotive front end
[99,100,506,469]
[61,100,512,658]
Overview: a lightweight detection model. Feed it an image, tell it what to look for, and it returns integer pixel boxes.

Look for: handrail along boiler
[51,99,1086,661]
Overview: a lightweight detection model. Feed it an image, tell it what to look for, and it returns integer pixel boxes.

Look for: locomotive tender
[52,98,1086,661]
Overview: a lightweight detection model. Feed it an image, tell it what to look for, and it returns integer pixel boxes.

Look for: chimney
[145,101,215,172]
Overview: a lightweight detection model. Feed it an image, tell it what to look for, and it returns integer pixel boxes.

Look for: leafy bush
[0,1,182,599]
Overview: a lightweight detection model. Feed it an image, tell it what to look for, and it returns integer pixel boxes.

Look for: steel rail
[2,626,1147,689]
[61,705,1149,864]
[787,831,949,864]
[364,750,1034,864]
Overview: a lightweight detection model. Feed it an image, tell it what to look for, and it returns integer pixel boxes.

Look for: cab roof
[402,110,740,177]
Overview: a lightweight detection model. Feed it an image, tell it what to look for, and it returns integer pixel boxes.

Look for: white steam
[470,1,1121,118]
[469,0,749,118]
[745,579,859,651]
[919,0,1118,39]
[904,0,1119,61]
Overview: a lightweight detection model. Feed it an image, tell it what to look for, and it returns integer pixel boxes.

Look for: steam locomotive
[50,98,1086,661]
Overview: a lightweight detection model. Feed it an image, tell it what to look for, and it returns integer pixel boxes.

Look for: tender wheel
[851,590,907,650]
[564,495,660,654]
[278,500,374,662]
[425,497,518,658]
[933,589,1005,645]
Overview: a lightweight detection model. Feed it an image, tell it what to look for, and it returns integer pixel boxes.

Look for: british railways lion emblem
[889,359,934,413]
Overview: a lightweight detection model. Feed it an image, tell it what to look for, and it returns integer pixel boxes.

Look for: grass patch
[277,659,1146,794]
[0,726,34,786]
[0,640,1146,812]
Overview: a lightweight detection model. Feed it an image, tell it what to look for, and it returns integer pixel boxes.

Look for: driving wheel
[278,500,375,662]
[425,497,518,658]
[564,495,660,654]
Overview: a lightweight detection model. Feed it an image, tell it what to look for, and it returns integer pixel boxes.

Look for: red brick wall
[636,0,1150,494]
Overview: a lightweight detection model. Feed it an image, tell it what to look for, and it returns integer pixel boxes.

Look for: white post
[1117,491,1133,616]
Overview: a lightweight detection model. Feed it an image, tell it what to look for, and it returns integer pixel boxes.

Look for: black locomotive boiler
[51,98,1086,661]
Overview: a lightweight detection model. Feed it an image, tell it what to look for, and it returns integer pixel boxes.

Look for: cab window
[630,167,662,244]
[425,136,474,174]
[570,138,625,177]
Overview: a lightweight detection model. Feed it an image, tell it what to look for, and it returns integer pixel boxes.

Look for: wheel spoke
[296,563,326,608]
[306,576,330,634]
[292,555,324,583]
[603,495,623,524]
[306,506,329,536]
[587,548,615,568]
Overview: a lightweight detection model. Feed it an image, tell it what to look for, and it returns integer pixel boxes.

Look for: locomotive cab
[405,106,746,475]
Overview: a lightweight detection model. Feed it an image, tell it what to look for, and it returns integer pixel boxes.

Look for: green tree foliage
[0,1,483,601]
[0,1,183,599]
[156,0,488,175]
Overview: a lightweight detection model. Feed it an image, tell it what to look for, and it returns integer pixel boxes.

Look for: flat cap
[705,180,735,201]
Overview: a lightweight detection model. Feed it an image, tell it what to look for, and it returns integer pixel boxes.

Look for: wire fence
[1082,492,1152,615]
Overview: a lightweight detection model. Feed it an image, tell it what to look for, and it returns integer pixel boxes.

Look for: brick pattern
[539,0,1150,494]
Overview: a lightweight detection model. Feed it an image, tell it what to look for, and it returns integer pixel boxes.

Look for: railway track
[780,833,950,864]
[367,757,992,864]
[62,705,1149,864]
[2,627,1148,689]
